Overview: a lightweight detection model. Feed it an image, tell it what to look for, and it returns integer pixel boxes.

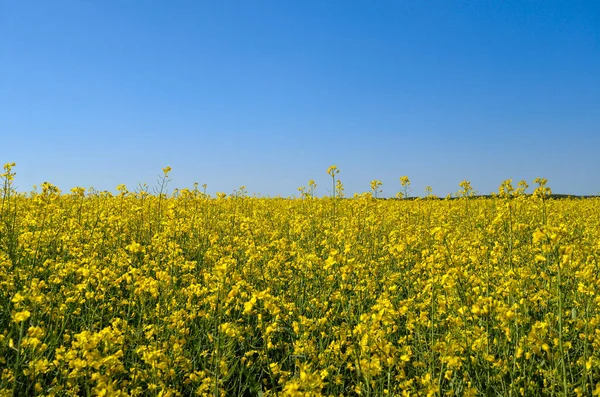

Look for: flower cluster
[1,164,600,395]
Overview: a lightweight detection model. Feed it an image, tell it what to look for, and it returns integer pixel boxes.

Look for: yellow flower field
[1,163,600,396]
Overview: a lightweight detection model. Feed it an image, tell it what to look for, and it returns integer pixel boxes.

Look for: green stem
[557,258,568,396]
[12,322,25,395]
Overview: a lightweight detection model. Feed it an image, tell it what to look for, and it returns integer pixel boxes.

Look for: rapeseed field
[1,162,599,396]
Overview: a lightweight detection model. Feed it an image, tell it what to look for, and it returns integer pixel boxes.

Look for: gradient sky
[1,1,599,197]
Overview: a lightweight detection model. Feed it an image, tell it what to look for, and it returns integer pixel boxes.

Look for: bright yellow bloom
[13,310,31,323]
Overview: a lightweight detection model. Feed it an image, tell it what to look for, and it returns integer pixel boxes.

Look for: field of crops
[2,163,600,396]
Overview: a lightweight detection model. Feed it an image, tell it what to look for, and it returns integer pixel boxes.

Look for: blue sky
[1,1,599,196]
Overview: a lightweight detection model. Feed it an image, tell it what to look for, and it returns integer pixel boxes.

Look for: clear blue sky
[1,1,599,196]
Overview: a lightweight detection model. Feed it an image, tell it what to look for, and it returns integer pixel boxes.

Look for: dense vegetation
[2,163,599,396]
